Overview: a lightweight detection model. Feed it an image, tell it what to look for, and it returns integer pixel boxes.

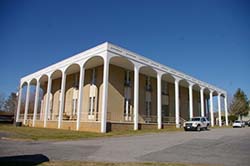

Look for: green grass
[0,124,104,141]
[40,161,213,166]
[210,125,232,129]
[0,124,182,141]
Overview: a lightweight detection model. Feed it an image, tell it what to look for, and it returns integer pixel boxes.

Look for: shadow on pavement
[0,154,49,166]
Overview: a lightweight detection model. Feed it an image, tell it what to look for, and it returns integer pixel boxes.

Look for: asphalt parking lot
[0,127,250,165]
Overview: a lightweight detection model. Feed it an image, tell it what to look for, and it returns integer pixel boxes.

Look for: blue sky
[0,0,249,99]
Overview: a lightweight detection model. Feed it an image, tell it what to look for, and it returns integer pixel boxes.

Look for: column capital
[132,61,144,70]
[60,66,68,74]
[156,70,165,78]
[209,89,214,94]
[173,76,182,83]
[47,72,53,78]
[187,81,195,87]
[200,86,205,91]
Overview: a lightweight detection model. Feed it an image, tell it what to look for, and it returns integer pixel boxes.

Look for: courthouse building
[16,42,229,133]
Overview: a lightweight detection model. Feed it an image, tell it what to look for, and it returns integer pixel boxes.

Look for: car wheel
[196,125,201,132]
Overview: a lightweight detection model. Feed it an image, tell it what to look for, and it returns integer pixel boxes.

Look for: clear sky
[0,0,249,99]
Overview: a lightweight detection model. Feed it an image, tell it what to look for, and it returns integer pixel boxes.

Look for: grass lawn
[0,124,182,141]
[210,125,232,129]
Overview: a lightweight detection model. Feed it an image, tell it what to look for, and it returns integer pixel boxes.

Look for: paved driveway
[1,128,250,165]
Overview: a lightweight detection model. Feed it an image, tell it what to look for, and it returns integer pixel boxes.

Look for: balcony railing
[107,112,184,124]
[18,113,185,125]
[18,114,34,120]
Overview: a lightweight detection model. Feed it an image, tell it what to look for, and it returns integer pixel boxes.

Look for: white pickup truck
[183,117,210,131]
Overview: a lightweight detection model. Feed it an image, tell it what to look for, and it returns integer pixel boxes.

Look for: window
[91,68,97,85]
[162,81,168,95]
[73,73,79,89]
[146,101,151,118]
[191,117,201,121]
[88,68,97,120]
[88,96,95,116]
[124,99,132,121]
[124,70,131,87]
[162,105,169,116]
[72,88,78,117]
[88,97,92,115]
[145,76,152,91]
[145,78,152,118]
[72,99,78,116]
[124,71,132,121]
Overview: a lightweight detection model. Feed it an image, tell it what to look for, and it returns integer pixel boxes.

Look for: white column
[101,57,110,133]
[204,97,207,116]
[157,73,162,129]
[217,93,222,127]
[174,78,180,128]
[23,82,30,125]
[16,85,23,122]
[209,91,214,127]
[188,83,193,119]
[32,81,40,127]
[76,66,85,130]
[133,65,140,130]
[58,72,66,129]
[44,76,52,128]
[224,95,229,126]
[200,87,204,117]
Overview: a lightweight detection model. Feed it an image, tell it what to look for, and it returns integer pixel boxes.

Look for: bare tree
[4,92,17,113]
[0,92,6,111]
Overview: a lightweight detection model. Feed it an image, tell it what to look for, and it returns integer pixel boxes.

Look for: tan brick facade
[34,64,204,132]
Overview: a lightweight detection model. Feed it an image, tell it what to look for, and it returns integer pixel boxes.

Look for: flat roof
[19,42,226,94]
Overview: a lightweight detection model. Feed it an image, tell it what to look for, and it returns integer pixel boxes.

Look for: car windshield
[191,118,200,121]
[234,121,240,123]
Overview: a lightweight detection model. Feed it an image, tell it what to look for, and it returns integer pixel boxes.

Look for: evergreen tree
[229,88,249,119]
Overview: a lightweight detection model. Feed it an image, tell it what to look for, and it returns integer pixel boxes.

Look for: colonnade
[16,44,228,133]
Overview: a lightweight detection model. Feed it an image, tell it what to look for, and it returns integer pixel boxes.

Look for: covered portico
[16,42,228,133]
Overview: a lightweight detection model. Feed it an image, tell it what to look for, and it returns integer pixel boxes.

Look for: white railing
[106,112,182,124]
[19,114,33,120]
